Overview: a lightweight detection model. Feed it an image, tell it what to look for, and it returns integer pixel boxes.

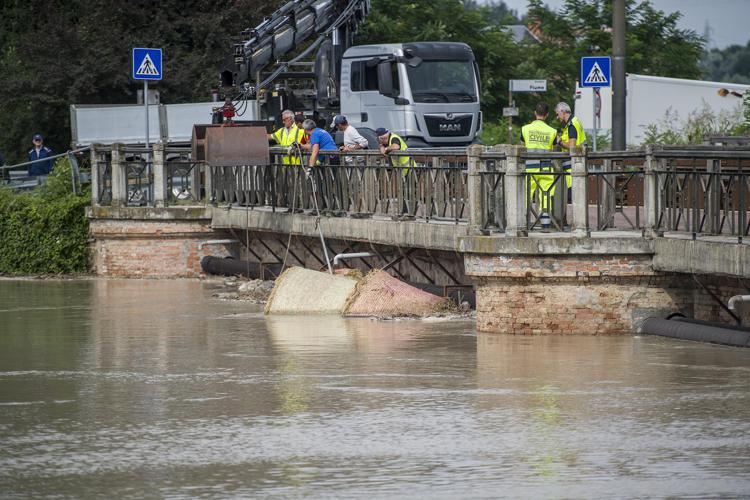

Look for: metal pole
[256,71,262,119]
[507,88,513,145]
[612,0,626,150]
[144,80,149,149]
[593,88,599,151]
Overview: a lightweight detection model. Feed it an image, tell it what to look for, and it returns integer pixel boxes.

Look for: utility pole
[612,0,626,150]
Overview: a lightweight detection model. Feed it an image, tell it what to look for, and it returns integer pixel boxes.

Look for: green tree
[702,41,750,84]
[518,0,705,126]
[0,0,279,163]
[357,0,705,143]
[357,0,522,122]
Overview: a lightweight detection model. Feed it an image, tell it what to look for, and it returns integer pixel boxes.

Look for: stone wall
[87,208,236,278]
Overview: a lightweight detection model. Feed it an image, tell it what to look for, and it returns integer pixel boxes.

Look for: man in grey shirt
[332,115,368,165]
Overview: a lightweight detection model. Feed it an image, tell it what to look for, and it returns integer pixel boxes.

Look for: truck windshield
[406,60,478,103]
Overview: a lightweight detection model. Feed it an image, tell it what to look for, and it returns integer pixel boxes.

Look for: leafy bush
[641,103,745,146]
[0,157,90,275]
[480,121,520,146]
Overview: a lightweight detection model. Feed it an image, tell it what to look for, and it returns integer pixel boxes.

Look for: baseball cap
[374,127,389,137]
[33,133,43,141]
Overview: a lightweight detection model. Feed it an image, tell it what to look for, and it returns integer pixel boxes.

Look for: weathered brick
[89,219,234,278]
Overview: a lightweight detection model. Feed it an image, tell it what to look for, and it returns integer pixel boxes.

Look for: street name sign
[509,79,547,92]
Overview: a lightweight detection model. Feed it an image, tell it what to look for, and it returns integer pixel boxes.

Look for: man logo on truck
[440,123,461,132]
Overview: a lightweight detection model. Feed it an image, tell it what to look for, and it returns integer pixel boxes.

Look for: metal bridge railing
[652,148,750,242]
[92,146,113,205]
[586,151,647,233]
[91,144,206,207]
[210,148,470,223]
[120,147,153,207]
[91,142,750,243]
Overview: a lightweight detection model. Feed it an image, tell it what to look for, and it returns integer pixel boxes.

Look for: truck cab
[340,42,481,147]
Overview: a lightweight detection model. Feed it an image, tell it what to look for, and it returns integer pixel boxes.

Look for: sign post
[580,56,611,151]
[132,48,163,149]
[506,80,547,144]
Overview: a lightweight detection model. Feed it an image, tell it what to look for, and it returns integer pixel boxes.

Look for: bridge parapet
[91,142,750,243]
[90,143,205,208]
[89,143,750,282]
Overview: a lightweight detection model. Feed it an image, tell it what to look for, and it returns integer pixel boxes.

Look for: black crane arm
[221,0,370,90]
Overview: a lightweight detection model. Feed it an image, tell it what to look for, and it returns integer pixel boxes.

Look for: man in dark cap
[375,127,413,174]
[27,134,54,176]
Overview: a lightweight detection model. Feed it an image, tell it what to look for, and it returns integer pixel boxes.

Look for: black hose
[640,316,750,348]
[201,256,284,280]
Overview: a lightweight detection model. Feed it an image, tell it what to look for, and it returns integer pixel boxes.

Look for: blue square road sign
[580,56,611,88]
[132,48,162,81]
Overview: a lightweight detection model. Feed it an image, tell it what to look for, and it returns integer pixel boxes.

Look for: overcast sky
[494,0,750,49]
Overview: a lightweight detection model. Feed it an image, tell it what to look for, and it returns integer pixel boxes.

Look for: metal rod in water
[305,167,333,274]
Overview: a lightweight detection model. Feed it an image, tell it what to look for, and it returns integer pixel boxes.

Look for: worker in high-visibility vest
[376,127,414,174]
[268,109,305,165]
[554,101,587,190]
[522,102,557,214]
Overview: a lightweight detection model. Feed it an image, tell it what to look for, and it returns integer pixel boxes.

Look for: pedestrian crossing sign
[580,56,611,88]
[132,48,162,81]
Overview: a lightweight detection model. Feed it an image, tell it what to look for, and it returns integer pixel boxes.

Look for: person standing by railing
[27,134,54,176]
[375,127,414,174]
[522,102,557,224]
[301,118,340,213]
[301,119,338,167]
[268,109,305,165]
[333,115,368,166]
[554,102,587,192]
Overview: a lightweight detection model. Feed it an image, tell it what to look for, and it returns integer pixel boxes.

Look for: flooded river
[1,279,750,498]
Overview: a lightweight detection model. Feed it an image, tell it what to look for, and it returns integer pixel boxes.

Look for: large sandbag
[264,267,359,315]
[343,270,452,317]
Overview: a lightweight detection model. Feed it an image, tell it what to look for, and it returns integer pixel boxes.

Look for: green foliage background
[703,41,750,84]
[0,158,89,275]
[0,0,278,163]
[0,0,711,161]
[357,0,705,138]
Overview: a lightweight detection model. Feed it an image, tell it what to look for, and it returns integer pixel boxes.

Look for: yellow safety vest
[388,133,414,174]
[271,125,305,165]
[522,120,556,151]
[561,115,586,147]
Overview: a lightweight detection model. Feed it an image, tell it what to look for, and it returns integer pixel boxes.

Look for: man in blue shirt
[27,133,54,176]
[301,118,342,213]
[301,119,338,167]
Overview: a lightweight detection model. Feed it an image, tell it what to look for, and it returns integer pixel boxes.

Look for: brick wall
[466,254,742,335]
[89,219,236,278]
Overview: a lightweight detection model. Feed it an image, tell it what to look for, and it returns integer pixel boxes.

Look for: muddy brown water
[1,279,749,498]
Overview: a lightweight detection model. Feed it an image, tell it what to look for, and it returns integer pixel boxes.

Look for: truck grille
[424,114,473,137]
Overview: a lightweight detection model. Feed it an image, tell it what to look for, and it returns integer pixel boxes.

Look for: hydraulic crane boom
[221,0,369,92]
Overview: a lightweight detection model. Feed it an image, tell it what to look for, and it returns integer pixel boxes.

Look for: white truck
[575,73,750,147]
[71,0,482,148]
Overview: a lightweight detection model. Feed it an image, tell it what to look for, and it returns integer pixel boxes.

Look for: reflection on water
[1,279,749,498]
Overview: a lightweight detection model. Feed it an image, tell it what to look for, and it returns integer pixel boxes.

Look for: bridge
[86,142,750,334]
